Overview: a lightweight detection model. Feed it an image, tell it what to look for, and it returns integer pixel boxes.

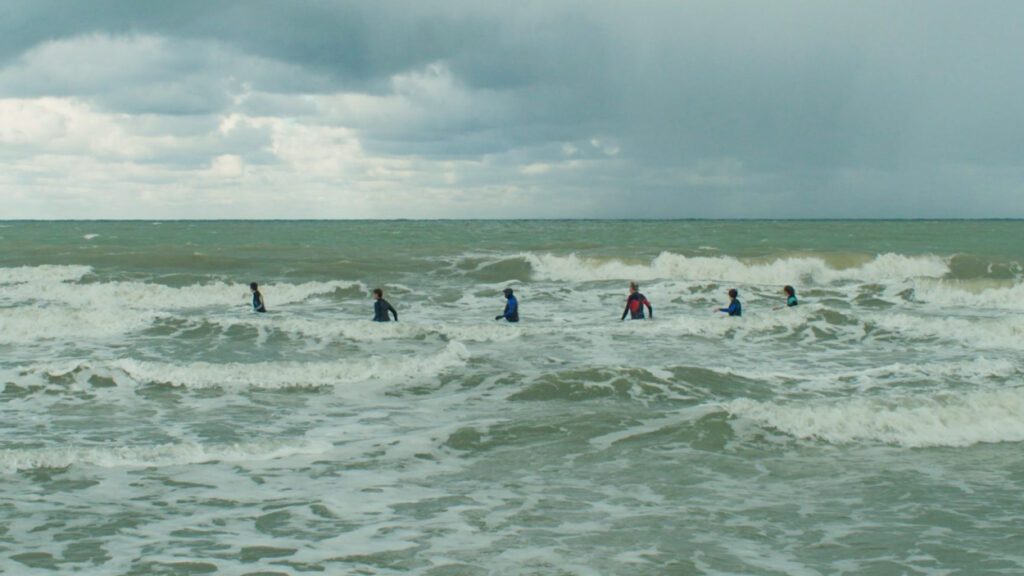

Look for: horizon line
[3,217,1023,223]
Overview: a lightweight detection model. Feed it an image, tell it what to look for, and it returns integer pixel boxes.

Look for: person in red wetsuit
[621,281,653,320]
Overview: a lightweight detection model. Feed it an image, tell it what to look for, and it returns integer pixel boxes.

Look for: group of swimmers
[620,282,796,319]
[248,281,797,322]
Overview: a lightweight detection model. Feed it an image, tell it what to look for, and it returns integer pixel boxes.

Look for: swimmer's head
[250,282,259,291]
[784,285,795,297]
[373,288,383,298]
[503,288,514,297]
[728,288,738,298]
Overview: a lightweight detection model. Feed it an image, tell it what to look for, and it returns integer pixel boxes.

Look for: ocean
[1,220,1022,575]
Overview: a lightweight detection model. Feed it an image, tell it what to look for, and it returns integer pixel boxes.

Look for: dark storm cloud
[1,0,1022,217]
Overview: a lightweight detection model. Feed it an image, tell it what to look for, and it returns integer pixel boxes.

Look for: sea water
[0,220,1022,575]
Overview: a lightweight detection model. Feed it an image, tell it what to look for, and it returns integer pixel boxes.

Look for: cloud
[0,33,332,115]
[1,1,1023,218]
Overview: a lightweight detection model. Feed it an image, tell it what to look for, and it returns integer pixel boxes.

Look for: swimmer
[250,282,267,313]
[718,288,742,316]
[621,281,653,320]
[774,285,798,310]
[372,288,398,322]
[495,287,519,322]
[784,285,798,307]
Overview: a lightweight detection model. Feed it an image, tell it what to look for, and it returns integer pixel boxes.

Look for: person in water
[784,285,798,307]
[250,282,267,313]
[621,281,653,320]
[718,288,742,316]
[372,288,398,322]
[495,287,519,322]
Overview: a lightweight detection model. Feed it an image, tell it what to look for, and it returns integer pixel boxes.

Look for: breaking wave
[724,387,1024,448]
[20,341,470,389]
[519,252,951,285]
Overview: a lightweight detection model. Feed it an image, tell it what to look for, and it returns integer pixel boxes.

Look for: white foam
[912,279,1024,310]
[0,305,166,344]
[102,340,470,388]
[0,439,332,474]
[207,315,525,344]
[869,313,1024,350]
[1,277,362,310]
[522,252,950,285]
[83,233,99,240]
[0,264,93,285]
[725,386,1024,447]
[724,357,1020,392]
[0,275,365,345]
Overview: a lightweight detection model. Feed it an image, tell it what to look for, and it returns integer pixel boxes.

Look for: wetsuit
[252,291,266,313]
[719,299,741,316]
[787,295,798,307]
[622,292,653,320]
[373,298,398,322]
[499,295,519,322]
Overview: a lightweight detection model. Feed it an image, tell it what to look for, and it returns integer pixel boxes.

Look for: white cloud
[208,154,246,178]
[520,163,552,175]
[0,98,145,158]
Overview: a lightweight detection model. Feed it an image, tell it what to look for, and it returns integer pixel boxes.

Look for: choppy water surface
[1,220,1022,575]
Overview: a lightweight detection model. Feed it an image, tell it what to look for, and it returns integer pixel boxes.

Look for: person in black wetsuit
[372,288,398,322]
[495,288,519,322]
[250,282,267,313]
[718,288,742,316]
[621,281,653,320]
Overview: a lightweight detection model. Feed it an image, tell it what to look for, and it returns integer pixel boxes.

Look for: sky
[1,0,1022,219]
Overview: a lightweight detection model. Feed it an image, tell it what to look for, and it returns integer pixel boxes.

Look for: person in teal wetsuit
[250,282,267,313]
[784,285,798,307]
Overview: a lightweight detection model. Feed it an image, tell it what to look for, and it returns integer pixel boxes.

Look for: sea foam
[0,264,93,286]
[516,251,951,285]
[32,340,473,389]
[725,387,1024,447]
[0,439,332,474]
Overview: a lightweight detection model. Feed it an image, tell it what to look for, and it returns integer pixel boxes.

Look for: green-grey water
[1,220,1023,575]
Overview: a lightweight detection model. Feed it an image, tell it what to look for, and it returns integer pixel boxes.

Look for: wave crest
[0,439,332,474]
[725,387,1024,447]
[521,252,950,285]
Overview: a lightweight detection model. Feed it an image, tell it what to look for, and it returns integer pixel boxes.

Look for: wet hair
[784,285,795,297]
[250,282,259,290]
[728,288,738,298]
[629,281,639,291]
[373,288,383,297]
[503,287,513,296]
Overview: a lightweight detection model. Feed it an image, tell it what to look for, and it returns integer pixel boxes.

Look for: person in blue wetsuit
[372,288,398,322]
[784,285,798,307]
[718,288,741,316]
[250,282,267,313]
[495,288,519,322]
[621,281,653,320]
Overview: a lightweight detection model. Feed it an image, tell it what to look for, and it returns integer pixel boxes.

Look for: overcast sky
[1,1,1022,218]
